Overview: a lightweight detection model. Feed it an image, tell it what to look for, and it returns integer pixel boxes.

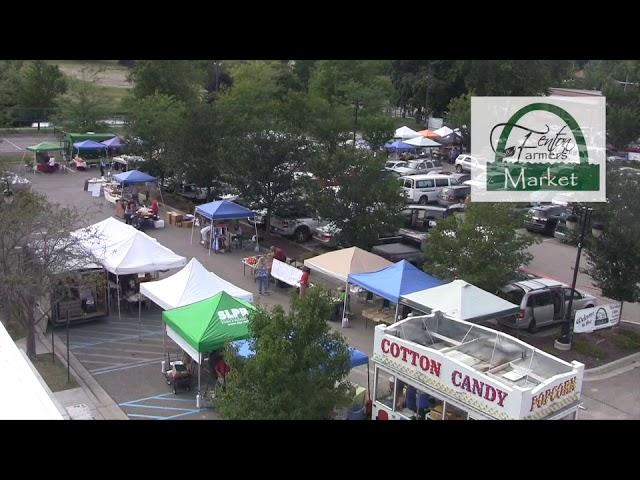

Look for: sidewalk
[29,326,128,420]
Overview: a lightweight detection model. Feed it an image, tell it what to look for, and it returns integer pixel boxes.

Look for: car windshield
[498,287,525,306]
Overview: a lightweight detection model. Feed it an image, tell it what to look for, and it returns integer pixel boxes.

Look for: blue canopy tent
[101,136,124,161]
[190,200,258,255]
[112,170,163,209]
[384,140,416,152]
[72,140,109,170]
[347,260,444,322]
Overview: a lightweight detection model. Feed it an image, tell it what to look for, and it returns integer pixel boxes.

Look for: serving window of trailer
[374,366,478,420]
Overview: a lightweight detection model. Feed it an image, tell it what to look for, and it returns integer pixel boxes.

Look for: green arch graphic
[487,102,599,191]
[494,103,588,163]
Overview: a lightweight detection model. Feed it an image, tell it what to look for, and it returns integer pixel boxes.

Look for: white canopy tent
[400,279,519,322]
[140,258,253,310]
[404,136,441,148]
[394,126,421,140]
[433,126,454,137]
[71,216,138,255]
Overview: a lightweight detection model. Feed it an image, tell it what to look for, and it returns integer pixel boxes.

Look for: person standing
[255,256,270,295]
[124,201,135,225]
[298,266,310,298]
[100,158,106,177]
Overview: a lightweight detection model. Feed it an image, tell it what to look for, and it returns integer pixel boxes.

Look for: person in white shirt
[200,224,212,245]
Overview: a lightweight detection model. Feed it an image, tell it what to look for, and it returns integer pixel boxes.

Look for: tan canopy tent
[304,247,392,326]
[303,247,392,283]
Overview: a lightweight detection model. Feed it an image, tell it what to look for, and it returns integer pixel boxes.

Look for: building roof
[548,87,603,97]
[0,322,63,419]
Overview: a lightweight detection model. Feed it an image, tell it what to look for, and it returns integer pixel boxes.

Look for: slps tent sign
[574,303,621,333]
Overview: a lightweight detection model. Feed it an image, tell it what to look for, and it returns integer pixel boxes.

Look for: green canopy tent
[26,142,65,171]
[162,291,255,407]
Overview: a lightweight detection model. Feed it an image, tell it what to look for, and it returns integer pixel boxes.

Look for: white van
[399,174,460,204]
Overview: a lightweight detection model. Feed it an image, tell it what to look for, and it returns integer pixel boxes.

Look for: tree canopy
[217,288,352,420]
[423,203,538,293]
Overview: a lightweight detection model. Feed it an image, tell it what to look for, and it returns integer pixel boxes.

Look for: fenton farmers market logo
[471,97,606,202]
[488,103,599,191]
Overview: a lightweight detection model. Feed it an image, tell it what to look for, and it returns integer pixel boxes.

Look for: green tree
[55,69,109,132]
[0,188,92,359]
[360,115,395,150]
[0,61,24,126]
[446,91,473,150]
[129,60,203,104]
[124,93,186,179]
[217,287,352,420]
[423,203,538,293]
[459,60,573,96]
[15,60,67,127]
[585,171,640,319]
[171,102,226,201]
[310,149,405,250]
[217,61,311,233]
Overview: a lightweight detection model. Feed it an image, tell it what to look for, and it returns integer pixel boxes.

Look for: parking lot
[57,308,219,420]
[0,134,57,154]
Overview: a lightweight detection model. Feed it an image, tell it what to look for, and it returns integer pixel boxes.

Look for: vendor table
[242,258,258,282]
[361,307,396,328]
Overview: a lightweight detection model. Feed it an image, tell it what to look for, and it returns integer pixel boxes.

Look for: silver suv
[497,278,597,333]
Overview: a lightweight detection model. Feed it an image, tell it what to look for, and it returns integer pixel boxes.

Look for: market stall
[162,291,255,408]
[189,200,258,255]
[112,169,162,208]
[304,247,392,327]
[393,126,421,140]
[101,136,124,160]
[347,260,444,324]
[140,257,253,310]
[26,142,65,173]
[72,140,109,169]
[400,279,518,323]
[372,313,585,420]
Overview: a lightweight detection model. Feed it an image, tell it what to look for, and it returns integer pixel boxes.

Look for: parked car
[398,204,462,249]
[454,154,482,173]
[270,202,321,243]
[524,204,568,235]
[312,220,402,248]
[391,159,442,176]
[371,242,424,267]
[399,174,460,204]
[436,185,471,207]
[497,278,597,333]
[385,160,407,171]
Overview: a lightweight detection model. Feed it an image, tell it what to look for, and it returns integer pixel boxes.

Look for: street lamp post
[554,206,603,350]
[353,98,360,150]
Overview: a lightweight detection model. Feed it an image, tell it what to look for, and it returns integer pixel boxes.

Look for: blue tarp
[195,200,255,220]
[112,170,157,185]
[347,260,443,304]
[384,140,415,151]
[73,140,108,150]
[231,340,368,369]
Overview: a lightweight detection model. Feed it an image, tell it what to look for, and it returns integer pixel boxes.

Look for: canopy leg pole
[208,221,213,256]
[117,275,121,321]
[162,320,166,373]
[342,281,349,328]
[198,354,202,409]
[254,219,259,252]
[157,181,165,210]
[367,359,371,401]
[190,209,196,245]
[395,302,400,322]
[138,294,142,342]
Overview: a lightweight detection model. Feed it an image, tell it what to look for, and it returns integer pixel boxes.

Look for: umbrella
[404,136,441,147]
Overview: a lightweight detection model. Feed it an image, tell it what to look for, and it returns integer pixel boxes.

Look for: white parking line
[1,138,23,151]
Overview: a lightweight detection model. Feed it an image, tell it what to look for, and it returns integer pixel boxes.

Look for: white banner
[270,259,304,287]
[574,303,621,333]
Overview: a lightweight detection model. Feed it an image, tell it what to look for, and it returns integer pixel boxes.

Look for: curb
[584,351,640,377]
[36,326,128,420]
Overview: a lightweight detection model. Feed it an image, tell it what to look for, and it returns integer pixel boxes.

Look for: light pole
[554,206,604,350]
[353,98,360,150]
